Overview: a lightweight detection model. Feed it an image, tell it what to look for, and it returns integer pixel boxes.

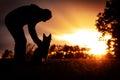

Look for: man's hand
[28,24,42,46]
[37,40,42,47]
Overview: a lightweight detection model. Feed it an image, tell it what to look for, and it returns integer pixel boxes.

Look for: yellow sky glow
[54,30,111,55]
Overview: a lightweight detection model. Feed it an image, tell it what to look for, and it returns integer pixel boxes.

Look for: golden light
[54,30,111,56]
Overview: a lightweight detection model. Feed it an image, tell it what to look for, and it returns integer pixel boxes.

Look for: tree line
[1,43,115,60]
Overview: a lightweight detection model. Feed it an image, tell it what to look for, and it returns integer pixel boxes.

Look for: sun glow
[54,30,111,55]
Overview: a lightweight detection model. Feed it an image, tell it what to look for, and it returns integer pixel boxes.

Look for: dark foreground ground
[0,58,120,80]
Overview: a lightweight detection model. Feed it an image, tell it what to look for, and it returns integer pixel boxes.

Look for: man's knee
[16,39,27,46]
[21,39,27,46]
[23,39,27,45]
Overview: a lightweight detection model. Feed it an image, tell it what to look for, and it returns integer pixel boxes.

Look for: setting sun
[54,30,111,55]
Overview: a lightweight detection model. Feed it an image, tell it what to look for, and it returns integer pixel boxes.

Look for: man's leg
[7,27,27,64]
[14,28,27,64]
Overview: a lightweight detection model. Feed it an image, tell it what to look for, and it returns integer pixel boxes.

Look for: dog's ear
[43,33,46,38]
[48,34,51,38]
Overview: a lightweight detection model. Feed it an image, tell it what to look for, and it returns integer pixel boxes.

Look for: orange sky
[33,0,107,45]
[0,0,107,53]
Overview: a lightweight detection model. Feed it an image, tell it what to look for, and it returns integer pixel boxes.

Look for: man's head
[41,9,52,22]
[29,4,52,24]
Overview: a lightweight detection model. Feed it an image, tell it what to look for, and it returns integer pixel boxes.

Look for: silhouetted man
[5,4,52,64]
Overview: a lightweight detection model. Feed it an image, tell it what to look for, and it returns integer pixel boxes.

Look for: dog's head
[42,33,51,50]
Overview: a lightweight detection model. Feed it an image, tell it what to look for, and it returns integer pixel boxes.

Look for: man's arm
[28,24,41,47]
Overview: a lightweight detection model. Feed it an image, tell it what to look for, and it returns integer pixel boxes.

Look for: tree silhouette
[96,0,120,58]
[49,44,56,53]
[26,43,35,61]
[2,49,14,59]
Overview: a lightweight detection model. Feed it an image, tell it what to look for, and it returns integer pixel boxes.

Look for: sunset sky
[0,0,107,53]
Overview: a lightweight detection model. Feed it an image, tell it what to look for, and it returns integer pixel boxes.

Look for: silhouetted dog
[31,33,51,64]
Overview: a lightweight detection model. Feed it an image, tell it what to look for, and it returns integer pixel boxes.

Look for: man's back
[5,4,43,27]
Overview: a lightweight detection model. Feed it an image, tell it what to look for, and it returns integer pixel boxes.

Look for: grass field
[0,58,120,80]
